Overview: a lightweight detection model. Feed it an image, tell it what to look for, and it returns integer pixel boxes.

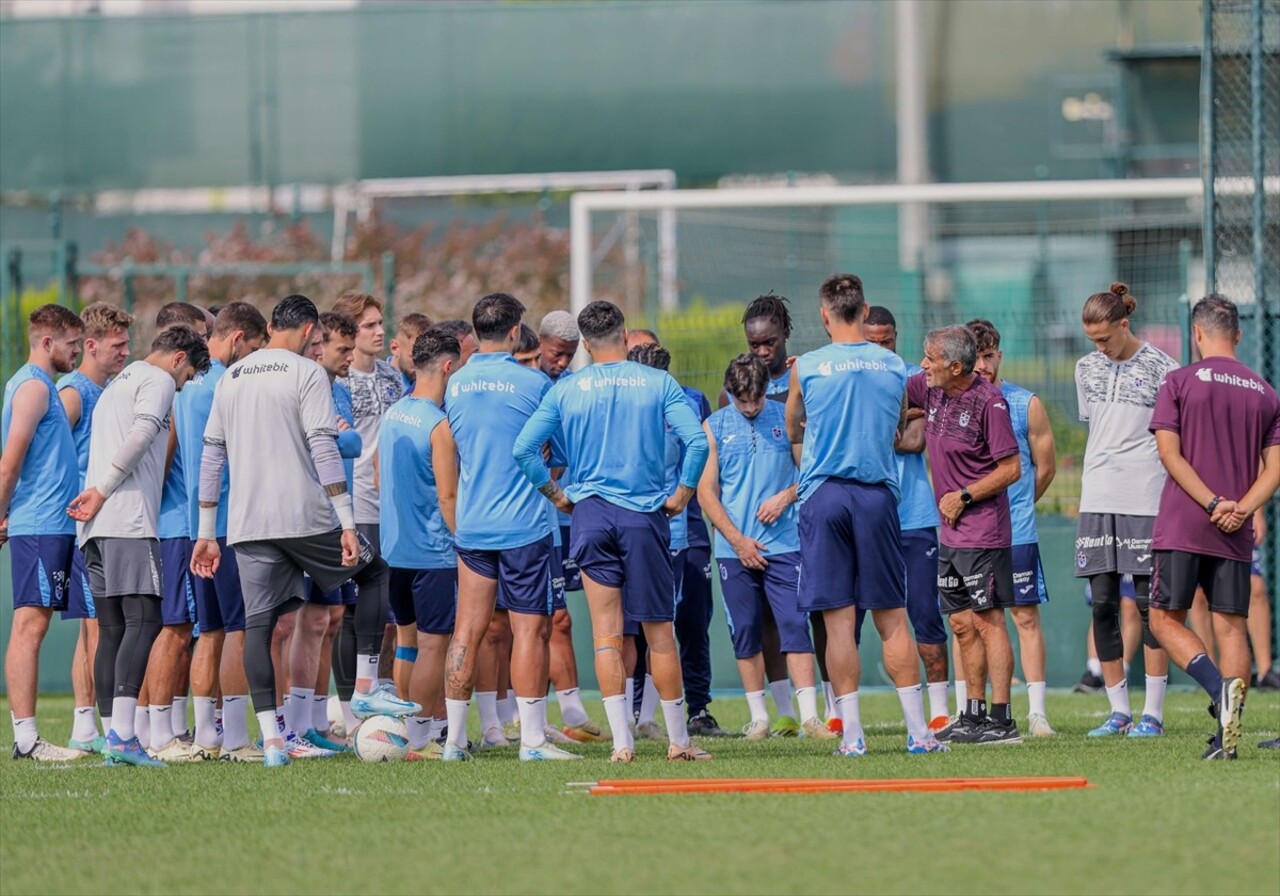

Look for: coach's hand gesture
[191,537,221,578]
[939,490,965,527]
[66,486,106,523]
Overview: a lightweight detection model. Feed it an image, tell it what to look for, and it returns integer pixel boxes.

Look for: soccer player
[379,328,462,759]
[1248,510,1278,690]
[175,301,267,762]
[699,354,830,740]
[514,323,541,368]
[67,324,208,766]
[538,310,579,381]
[438,293,578,762]
[1146,295,1280,759]
[1075,283,1176,737]
[58,302,134,754]
[863,306,952,730]
[193,294,415,768]
[968,319,1058,737]
[389,311,434,392]
[1,304,86,761]
[515,300,712,763]
[437,319,479,366]
[909,325,1022,746]
[787,274,943,756]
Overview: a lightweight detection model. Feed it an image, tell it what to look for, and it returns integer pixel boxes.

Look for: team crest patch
[1076,551,1088,569]
[772,426,783,439]
[958,411,970,428]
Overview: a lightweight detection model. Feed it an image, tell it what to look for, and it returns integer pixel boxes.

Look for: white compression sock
[1027,681,1048,719]
[745,690,769,723]
[955,680,969,716]
[638,675,659,725]
[1106,680,1132,717]
[406,716,433,750]
[624,678,635,720]
[287,687,314,737]
[1142,676,1167,722]
[221,695,250,750]
[134,706,150,748]
[822,681,836,719]
[895,684,929,740]
[113,698,140,741]
[555,688,591,728]
[603,695,634,752]
[194,697,219,747]
[340,701,359,735]
[428,718,446,741]
[12,715,37,753]
[517,697,546,748]
[171,696,188,738]
[312,694,329,733]
[926,681,950,720]
[71,706,98,743]
[476,691,500,734]
[795,686,819,723]
[660,698,690,748]
[497,691,518,726]
[150,705,174,748]
[445,698,469,749]
[769,680,795,718]
[256,710,283,747]
[356,654,379,693]
[835,692,864,747]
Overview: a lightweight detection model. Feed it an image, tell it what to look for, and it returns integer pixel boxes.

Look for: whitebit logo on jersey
[817,358,888,376]
[1196,367,1213,383]
[1195,366,1266,392]
[817,361,833,376]
[456,379,515,395]
[232,361,289,379]
[578,373,647,390]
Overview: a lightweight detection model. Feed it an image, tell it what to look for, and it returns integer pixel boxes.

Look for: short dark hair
[319,310,358,341]
[436,319,475,340]
[1192,293,1239,337]
[156,302,206,330]
[271,294,319,331]
[578,301,625,343]
[724,353,768,400]
[818,273,866,323]
[627,341,671,371]
[151,324,211,373]
[742,293,792,338]
[515,323,540,355]
[29,304,83,335]
[397,311,434,340]
[212,301,267,340]
[966,318,1001,352]
[472,292,525,342]
[865,305,897,329]
[630,328,659,345]
[412,327,462,369]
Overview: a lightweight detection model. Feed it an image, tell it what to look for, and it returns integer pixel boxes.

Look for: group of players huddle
[1,272,1277,767]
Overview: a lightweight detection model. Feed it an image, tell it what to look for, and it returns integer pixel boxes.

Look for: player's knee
[1012,607,1040,631]
[593,635,623,656]
[552,609,573,636]
[948,611,975,640]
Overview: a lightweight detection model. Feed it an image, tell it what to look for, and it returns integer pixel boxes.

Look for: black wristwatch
[960,487,974,506]
[1205,496,1223,515]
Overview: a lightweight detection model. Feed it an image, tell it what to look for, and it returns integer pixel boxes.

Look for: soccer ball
[353,715,409,763]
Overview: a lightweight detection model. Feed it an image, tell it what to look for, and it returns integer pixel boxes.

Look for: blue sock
[1187,653,1224,701]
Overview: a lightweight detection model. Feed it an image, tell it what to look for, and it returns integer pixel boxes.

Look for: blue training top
[56,370,104,485]
[897,362,941,531]
[1000,379,1039,546]
[707,400,800,559]
[174,359,228,538]
[2,364,78,536]
[378,394,455,569]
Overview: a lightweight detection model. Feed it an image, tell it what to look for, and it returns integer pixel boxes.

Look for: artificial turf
[1,689,1277,896]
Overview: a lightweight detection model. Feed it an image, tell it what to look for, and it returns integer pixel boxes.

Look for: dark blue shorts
[9,534,74,611]
[1012,542,1050,606]
[559,525,582,592]
[458,535,555,617]
[160,537,197,626]
[306,575,356,607]
[388,566,457,634]
[718,552,811,658]
[902,527,947,644]
[61,545,96,620]
[798,478,906,612]
[570,495,674,624]
[550,549,568,612]
[192,537,246,633]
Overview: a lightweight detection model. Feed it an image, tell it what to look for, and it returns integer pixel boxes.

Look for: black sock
[991,702,1012,724]
[966,698,986,721]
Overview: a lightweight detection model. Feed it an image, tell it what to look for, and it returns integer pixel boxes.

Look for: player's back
[1000,379,1038,545]
[175,360,227,536]
[378,395,455,569]
[57,370,104,484]
[446,351,552,549]
[2,364,78,536]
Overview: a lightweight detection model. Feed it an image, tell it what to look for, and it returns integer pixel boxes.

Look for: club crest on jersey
[1077,551,1088,569]
[958,411,971,428]
[772,426,783,439]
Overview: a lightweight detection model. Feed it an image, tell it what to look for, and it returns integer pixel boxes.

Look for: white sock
[134,706,150,748]
[340,701,359,734]
[624,678,635,720]
[213,706,222,738]
[113,697,139,741]
[660,697,690,748]
[769,679,795,718]
[896,684,929,740]
[795,686,819,723]
[171,696,188,737]
[538,694,551,733]
[1027,681,1047,719]
[222,695,249,750]
[407,716,433,750]
[955,680,969,715]
[102,715,112,737]
[287,687,314,737]
[556,688,590,728]
[12,715,37,752]
[835,692,864,747]
[194,697,219,747]
[1142,675,1167,723]
[150,705,173,748]
[639,675,659,725]
[603,695,634,752]
[275,710,286,741]
[428,717,446,741]
[926,681,950,720]
[256,709,283,746]
[517,697,547,748]
[822,681,836,718]
[1106,680,1132,718]
[745,690,769,723]
[476,691,500,734]
[71,706,98,743]
[312,695,329,733]
[1087,657,1103,677]
[445,698,469,749]
[356,654,379,693]
[497,691,518,726]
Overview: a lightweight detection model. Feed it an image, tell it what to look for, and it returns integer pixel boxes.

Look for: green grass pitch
[2,690,1278,896]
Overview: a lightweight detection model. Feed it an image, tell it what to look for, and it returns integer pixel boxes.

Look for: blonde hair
[331,291,383,321]
[79,302,134,339]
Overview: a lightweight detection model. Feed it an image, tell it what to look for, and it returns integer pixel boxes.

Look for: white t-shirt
[340,359,405,525]
[204,349,339,545]
[79,361,175,544]
[1075,342,1178,516]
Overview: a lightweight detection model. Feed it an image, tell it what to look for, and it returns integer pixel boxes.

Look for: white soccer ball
[353,715,409,763]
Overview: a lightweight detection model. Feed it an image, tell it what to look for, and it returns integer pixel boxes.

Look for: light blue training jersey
[514,360,709,514]
[1000,379,1038,546]
[157,440,189,539]
[664,388,702,551]
[333,380,360,491]
[56,370,104,485]
[378,394,455,569]
[795,342,907,502]
[2,365,78,536]
[707,400,800,559]
[174,360,228,538]
[896,362,941,531]
[447,352,553,550]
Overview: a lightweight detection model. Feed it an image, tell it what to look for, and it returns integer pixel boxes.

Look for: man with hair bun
[1075,283,1177,738]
